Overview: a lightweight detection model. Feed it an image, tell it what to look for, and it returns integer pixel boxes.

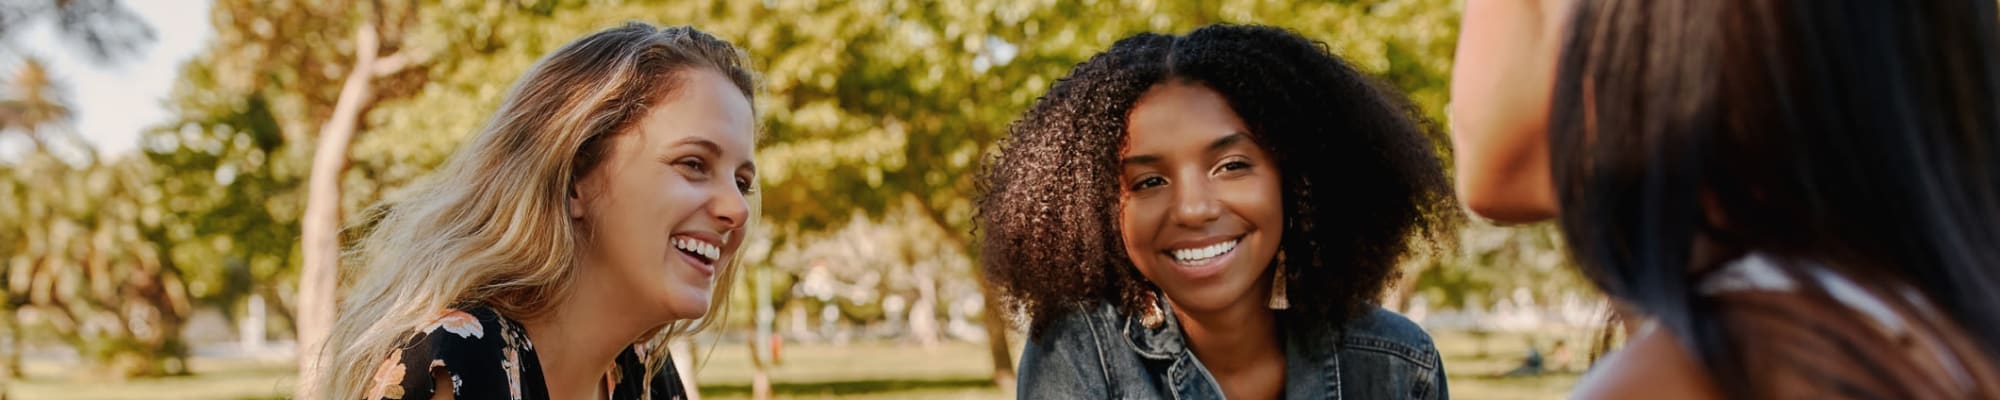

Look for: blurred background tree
[0,0,185,380]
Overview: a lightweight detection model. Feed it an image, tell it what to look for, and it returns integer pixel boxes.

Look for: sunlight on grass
[9,357,295,400]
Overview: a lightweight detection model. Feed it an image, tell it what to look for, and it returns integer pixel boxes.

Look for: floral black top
[366,306,687,400]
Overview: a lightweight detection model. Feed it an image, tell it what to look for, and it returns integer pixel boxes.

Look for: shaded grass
[1434,329,1590,400]
[7,357,295,400]
[699,378,999,398]
[5,329,1586,399]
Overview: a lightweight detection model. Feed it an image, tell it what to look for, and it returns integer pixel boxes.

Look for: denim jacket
[1016,296,1448,399]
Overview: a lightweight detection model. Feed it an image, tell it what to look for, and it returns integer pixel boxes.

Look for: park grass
[8,356,296,400]
[5,330,1580,399]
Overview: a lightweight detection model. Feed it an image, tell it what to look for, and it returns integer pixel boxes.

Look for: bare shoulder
[429,373,455,400]
[1569,327,1721,400]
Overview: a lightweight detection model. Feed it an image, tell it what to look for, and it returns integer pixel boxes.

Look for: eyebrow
[673,137,723,155]
[1208,132,1248,152]
[1119,131,1250,166]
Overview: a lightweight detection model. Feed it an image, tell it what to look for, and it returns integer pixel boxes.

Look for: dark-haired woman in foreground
[981,24,1455,399]
[1451,0,2000,397]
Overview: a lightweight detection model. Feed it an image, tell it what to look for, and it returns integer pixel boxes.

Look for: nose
[1169,175,1222,228]
[711,187,749,232]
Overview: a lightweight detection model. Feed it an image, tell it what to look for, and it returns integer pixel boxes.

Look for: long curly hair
[979,24,1454,334]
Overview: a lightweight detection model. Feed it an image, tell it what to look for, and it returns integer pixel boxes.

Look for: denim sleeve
[1338,307,1452,399]
[1015,310,1111,398]
[1429,345,1450,400]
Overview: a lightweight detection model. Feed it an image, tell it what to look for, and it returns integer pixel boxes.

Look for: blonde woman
[310,22,758,400]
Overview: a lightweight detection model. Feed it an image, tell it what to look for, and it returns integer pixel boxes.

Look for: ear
[567,183,587,220]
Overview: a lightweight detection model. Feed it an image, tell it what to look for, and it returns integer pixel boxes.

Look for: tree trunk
[3,312,18,379]
[297,22,381,400]
[670,337,701,400]
[978,280,1016,388]
[904,195,1015,388]
[747,262,773,400]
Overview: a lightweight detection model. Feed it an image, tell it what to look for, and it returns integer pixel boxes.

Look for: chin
[671,307,710,321]
[665,296,712,320]
[1165,283,1254,313]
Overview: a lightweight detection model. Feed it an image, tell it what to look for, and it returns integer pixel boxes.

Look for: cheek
[1116,198,1143,249]
[1255,176,1286,228]
[1228,173,1287,237]
[1116,196,1158,263]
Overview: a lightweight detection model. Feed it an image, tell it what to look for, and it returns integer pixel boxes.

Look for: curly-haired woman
[979,24,1456,399]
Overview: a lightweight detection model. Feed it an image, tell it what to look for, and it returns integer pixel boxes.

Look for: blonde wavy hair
[311,22,756,400]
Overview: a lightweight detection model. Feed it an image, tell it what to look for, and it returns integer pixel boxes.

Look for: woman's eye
[677,158,709,176]
[735,175,757,195]
[1130,176,1166,191]
[1219,160,1252,172]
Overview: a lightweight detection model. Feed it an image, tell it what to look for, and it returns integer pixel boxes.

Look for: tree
[162,2,565,397]
[147,1,1572,396]
[711,0,1466,386]
[0,152,195,378]
[0,0,162,382]
[0,0,154,64]
[0,59,73,151]
[296,4,430,393]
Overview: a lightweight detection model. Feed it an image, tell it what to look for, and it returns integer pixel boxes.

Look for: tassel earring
[1269,250,1291,310]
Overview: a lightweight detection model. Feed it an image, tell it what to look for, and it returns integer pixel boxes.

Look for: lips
[1169,239,1238,264]
[672,235,721,274]
[1155,235,1242,282]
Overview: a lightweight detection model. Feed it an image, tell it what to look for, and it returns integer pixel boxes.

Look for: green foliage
[1415,222,1593,311]
[0,153,193,377]
[735,0,1467,241]
[0,0,1595,382]
[163,0,1474,309]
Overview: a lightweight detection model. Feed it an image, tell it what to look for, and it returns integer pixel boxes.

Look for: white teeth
[1169,240,1238,263]
[674,237,721,261]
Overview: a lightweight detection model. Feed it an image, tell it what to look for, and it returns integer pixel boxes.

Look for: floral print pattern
[367,305,687,399]
[367,349,407,399]
[426,310,484,339]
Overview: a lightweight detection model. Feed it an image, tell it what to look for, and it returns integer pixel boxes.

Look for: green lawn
[7,356,297,400]
[4,330,1582,399]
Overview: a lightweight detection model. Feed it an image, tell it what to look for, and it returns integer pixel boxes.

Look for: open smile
[1160,235,1245,280]
[671,235,720,275]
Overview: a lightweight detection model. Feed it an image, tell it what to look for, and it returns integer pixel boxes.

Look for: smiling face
[1118,81,1285,315]
[570,67,756,322]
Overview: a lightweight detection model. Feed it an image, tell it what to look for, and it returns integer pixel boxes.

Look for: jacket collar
[1120,292,1188,361]
[1114,293,1348,399]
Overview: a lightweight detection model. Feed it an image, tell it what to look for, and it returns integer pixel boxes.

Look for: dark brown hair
[1549,0,2000,397]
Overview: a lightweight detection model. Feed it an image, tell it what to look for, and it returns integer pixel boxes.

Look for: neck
[521,262,661,400]
[1169,288,1283,377]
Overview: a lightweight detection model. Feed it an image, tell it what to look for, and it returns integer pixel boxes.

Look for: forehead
[1123,81,1248,152]
[631,67,756,152]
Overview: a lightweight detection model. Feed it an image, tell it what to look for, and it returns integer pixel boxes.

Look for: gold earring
[1269,250,1291,310]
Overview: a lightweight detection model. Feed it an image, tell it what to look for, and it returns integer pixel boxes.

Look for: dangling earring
[1269,250,1291,310]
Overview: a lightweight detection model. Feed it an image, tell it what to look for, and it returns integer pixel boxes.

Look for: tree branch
[369,48,430,78]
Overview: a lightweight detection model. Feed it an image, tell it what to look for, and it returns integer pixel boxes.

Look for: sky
[6,0,215,157]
